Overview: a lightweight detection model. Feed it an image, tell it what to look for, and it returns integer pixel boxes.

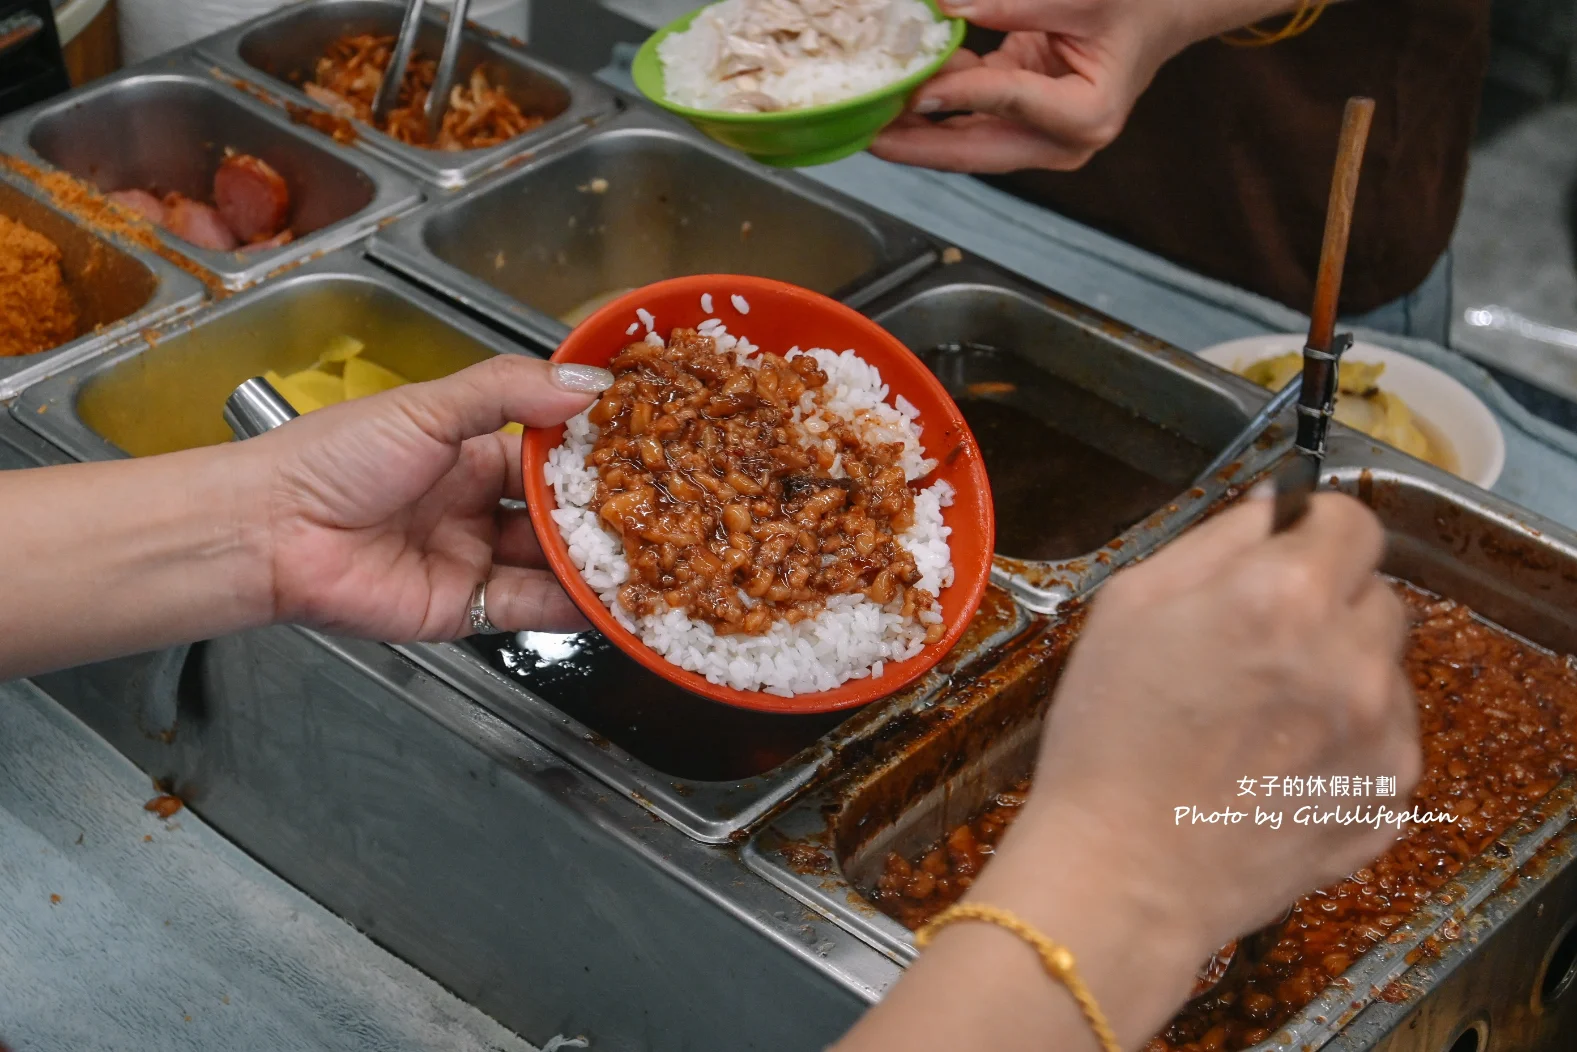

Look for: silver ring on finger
[468,579,501,635]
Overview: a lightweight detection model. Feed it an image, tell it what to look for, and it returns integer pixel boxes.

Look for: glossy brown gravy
[958,397,1187,560]
[919,343,1208,561]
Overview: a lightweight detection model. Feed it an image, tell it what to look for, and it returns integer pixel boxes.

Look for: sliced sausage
[106,188,168,226]
[162,193,239,252]
[213,152,291,244]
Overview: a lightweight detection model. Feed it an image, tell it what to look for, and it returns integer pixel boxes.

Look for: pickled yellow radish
[1235,351,1439,468]
[266,367,340,414]
[261,336,414,415]
[343,356,409,400]
[315,333,366,365]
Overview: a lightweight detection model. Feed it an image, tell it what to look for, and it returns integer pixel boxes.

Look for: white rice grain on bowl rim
[542,318,955,697]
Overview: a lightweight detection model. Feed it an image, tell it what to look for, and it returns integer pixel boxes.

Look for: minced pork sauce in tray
[544,306,953,696]
[870,582,1577,1051]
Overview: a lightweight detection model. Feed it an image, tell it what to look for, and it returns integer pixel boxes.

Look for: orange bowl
[522,275,994,714]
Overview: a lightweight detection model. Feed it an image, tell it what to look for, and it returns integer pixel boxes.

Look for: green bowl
[631,0,966,168]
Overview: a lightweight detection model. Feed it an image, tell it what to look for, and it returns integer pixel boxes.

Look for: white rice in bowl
[658,0,953,114]
[543,314,956,697]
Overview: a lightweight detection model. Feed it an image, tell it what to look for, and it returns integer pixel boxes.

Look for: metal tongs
[371,0,474,144]
[1191,97,1377,536]
[1185,97,1377,1008]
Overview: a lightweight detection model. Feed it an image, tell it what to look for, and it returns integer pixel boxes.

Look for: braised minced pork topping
[586,328,942,638]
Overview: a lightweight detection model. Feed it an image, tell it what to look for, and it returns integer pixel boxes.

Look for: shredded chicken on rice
[685,0,941,112]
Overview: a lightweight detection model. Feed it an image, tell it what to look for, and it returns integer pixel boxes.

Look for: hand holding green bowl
[631,0,966,168]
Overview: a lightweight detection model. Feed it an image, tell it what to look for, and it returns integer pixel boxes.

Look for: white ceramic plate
[1200,334,1506,491]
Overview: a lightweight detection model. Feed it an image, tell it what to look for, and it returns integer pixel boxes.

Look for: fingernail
[938,0,971,14]
[551,363,614,393]
[1247,478,1276,502]
[913,96,942,114]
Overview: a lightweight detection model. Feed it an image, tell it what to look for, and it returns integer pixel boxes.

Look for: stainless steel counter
[3,406,893,1052]
[5,5,1577,1050]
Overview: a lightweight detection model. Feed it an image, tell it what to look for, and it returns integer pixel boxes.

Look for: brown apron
[985,1,1491,314]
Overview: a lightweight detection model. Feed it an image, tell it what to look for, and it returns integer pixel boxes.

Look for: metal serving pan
[8,246,1027,843]
[0,59,422,290]
[0,171,204,402]
[745,612,1077,961]
[394,586,1032,844]
[368,107,937,350]
[1319,820,1577,1052]
[12,251,525,459]
[197,0,617,189]
[747,431,1577,1052]
[865,261,1275,612]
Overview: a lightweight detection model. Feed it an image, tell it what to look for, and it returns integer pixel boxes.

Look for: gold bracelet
[1219,0,1329,47]
[914,903,1122,1052]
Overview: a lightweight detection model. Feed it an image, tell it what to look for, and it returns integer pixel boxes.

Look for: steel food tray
[0,170,205,402]
[0,58,422,290]
[197,0,618,189]
[395,587,1032,843]
[8,253,1029,842]
[747,430,1577,1052]
[865,261,1277,612]
[746,610,1080,960]
[367,107,936,350]
[12,250,530,460]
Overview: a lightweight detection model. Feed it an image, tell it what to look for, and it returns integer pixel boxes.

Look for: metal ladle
[370,0,474,145]
[224,376,297,440]
[1188,371,1303,493]
[1191,97,1375,535]
[1187,96,1378,1006]
[1267,96,1376,531]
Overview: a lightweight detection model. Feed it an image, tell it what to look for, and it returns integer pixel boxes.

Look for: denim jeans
[1343,252,1454,346]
